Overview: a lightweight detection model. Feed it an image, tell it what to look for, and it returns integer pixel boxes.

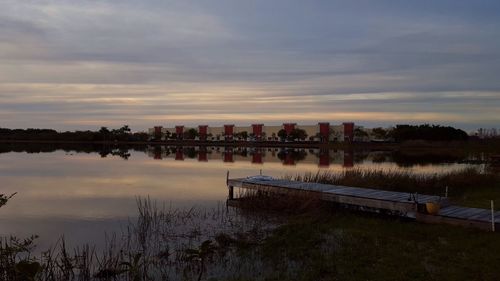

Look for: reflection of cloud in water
[0,148,481,248]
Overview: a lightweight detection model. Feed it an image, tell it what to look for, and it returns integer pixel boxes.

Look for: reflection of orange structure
[153,148,162,159]
[319,122,330,143]
[343,122,354,143]
[223,148,234,162]
[284,153,295,165]
[252,124,263,140]
[175,126,184,140]
[252,151,263,164]
[283,123,296,135]
[224,125,234,141]
[343,149,354,167]
[318,149,330,167]
[199,125,208,141]
[198,151,207,161]
[154,126,162,140]
[175,148,184,161]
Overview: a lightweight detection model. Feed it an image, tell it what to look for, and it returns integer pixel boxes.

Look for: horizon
[0,122,493,135]
[1,1,499,131]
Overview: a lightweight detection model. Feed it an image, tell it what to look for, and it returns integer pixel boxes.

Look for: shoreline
[1,139,496,150]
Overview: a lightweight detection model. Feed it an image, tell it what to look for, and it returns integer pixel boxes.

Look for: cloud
[0,0,499,130]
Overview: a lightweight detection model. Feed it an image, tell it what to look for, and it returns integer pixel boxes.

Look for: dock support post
[227,170,234,200]
[492,200,495,232]
[229,186,234,200]
[445,186,448,198]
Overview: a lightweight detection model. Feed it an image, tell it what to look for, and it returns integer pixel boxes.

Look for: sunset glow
[1,1,499,130]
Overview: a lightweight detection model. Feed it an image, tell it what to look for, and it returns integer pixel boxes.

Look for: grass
[253,210,500,281]
[212,168,500,280]
[287,168,500,210]
[0,198,281,281]
[220,187,500,281]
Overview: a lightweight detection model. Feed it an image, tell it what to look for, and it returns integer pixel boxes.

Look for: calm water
[0,146,482,249]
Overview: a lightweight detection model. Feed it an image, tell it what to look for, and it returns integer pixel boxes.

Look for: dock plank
[229,176,498,231]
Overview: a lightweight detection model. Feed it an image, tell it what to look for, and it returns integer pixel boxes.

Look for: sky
[0,0,499,132]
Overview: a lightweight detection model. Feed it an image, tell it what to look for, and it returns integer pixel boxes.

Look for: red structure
[343,122,354,142]
[318,148,330,167]
[224,124,234,141]
[175,126,184,140]
[154,126,162,140]
[283,123,296,135]
[252,124,264,140]
[318,122,330,143]
[198,125,208,141]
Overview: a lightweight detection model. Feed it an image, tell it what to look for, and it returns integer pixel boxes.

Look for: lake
[0,145,485,249]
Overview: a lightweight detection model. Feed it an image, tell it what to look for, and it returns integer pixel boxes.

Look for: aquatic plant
[0,198,279,280]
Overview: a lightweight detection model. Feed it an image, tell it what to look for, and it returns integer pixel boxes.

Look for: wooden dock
[227,176,499,232]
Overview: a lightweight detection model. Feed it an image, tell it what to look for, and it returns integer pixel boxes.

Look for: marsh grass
[0,198,282,281]
[287,168,500,209]
[219,185,500,281]
[251,210,500,281]
[232,189,327,216]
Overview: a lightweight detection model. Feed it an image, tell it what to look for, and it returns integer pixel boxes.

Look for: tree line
[0,126,149,142]
[387,124,468,142]
[0,124,469,143]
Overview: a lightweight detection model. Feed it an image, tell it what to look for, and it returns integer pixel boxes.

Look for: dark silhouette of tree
[389,124,468,142]
[277,129,287,141]
[234,131,248,140]
[372,127,388,139]
[354,128,368,139]
[184,128,199,140]
[289,128,308,141]
[0,126,145,142]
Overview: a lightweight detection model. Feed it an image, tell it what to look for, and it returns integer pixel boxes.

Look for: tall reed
[288,167,498,197]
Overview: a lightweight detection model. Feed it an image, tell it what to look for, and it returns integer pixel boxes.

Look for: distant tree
[271,132,276,141]
[372,127,388,139]
[99,127,110,141]
[131,132,149,142]
[235,131,248,140]
[277,129,287,141]
[354,128,368,139]
[289,128,308,141]
[389,124,468,142]
[119,125,131,135]
[99,127,110,135]
[184,128,199,140]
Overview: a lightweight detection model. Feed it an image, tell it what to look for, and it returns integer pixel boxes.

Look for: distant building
[148,122,372,142]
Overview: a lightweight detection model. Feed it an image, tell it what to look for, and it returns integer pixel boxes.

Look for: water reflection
[0,144,488,250]
[0,142,493,167]
[145,145,486,168]
[148,146,355,167]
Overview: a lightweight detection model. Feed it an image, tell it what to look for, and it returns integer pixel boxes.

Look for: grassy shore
[288,168,500,210]
[228,209,500,281]
[2,138,500,152]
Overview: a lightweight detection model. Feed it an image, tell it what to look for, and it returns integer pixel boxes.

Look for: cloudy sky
[1,0,499,131]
